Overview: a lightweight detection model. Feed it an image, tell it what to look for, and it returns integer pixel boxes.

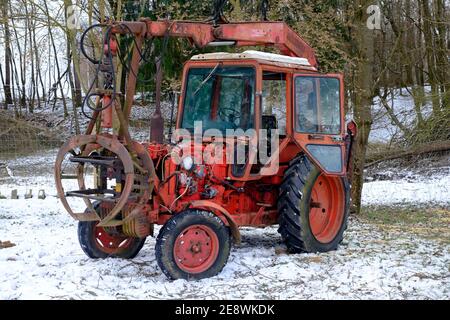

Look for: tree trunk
[0,62,4,99]
[404,0,414,86]
[10,46,21,116]
[350,0,375,214]
[420,0,441,115]
[72,62,82,134]
[8,1,25,109]
[43,0,68,113]
[1,0,13,107]
[24,1,35,113]
[434,0,449,109]
[32,19,45,106]
[64,0,80,133]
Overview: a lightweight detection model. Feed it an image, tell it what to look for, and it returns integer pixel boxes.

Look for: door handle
[308,134,325,141]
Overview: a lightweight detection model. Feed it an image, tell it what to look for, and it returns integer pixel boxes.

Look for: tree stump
[24,189,33,199]
[11,189,18,199]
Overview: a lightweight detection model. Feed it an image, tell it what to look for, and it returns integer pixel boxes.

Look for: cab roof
[190,50,317,71]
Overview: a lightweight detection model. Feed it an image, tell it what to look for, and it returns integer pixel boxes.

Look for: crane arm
[111,19,318,68]
[214,22,318,68]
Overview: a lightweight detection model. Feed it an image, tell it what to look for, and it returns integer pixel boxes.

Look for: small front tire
[155,210,231,280]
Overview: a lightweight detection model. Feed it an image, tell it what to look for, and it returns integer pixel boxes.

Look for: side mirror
[345,119,357,175]
[346,120,357,138]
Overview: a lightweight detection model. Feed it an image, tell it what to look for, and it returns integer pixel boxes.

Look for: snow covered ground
[0,150,449,300]
[362,168,450,206]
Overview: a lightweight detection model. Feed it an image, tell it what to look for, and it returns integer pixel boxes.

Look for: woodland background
[0,0,449,213]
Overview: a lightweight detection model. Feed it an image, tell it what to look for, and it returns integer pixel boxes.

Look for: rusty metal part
[115,140,157,232]
[114,103,134,152]
[77,141,106,214]
[122,204,153,238]
[150,60,164,143]
[130,140,159,190]
[95,141,157,229]
[110,20,318,68]
[55,134,135,224]
[101,96,113,128]
[85,109,100,135]
[55,134,158,231]
[189,200,241,245]
[121,34,143,133]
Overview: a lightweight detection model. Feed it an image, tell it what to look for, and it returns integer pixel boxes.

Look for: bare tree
[64,0,80,133]
[43,0,68,114]
[1,0,13,107]
[349,0,375,214]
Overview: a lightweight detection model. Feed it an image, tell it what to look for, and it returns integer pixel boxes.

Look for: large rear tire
[278,154,350,253]
[155,210,231,280]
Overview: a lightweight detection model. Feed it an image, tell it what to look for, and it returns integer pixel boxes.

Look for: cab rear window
[295,77,341,134]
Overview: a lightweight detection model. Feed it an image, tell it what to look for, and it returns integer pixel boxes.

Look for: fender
[189,200,241,245]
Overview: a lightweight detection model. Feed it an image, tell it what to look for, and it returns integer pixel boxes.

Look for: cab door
[292,74,347,176]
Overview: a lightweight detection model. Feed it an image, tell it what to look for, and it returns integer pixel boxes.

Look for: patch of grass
[360,205,450,244]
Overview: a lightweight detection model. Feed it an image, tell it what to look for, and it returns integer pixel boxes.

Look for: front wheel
[278,154,350,253]
[155,210,231,280]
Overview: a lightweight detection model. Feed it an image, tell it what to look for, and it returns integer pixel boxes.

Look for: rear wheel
[78,204,146,259]
[155,210,231,280]
[278,154,350,253]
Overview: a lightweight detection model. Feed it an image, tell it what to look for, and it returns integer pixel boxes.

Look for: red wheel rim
[309,175,345,244]
[93,226,133,254]
[173,225,219,274]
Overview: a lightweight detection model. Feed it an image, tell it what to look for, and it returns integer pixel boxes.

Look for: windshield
[181,66,255,134]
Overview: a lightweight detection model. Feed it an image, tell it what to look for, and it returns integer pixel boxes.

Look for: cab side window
[262,72,287,136]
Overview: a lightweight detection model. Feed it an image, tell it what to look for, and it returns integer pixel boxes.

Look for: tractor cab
[177,50,347,177]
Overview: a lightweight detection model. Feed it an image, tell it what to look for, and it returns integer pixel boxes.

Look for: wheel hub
[173,225,219,273]
[309,175,345,244]
[94,225,132,254]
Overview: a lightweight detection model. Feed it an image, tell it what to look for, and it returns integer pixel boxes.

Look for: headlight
[181,156,194,171]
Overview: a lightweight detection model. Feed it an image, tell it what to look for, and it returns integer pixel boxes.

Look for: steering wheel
[297,114,318,132]
[218,107,241,123]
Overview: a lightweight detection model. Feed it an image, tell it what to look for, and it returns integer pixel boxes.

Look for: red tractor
[55,19,356,280]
